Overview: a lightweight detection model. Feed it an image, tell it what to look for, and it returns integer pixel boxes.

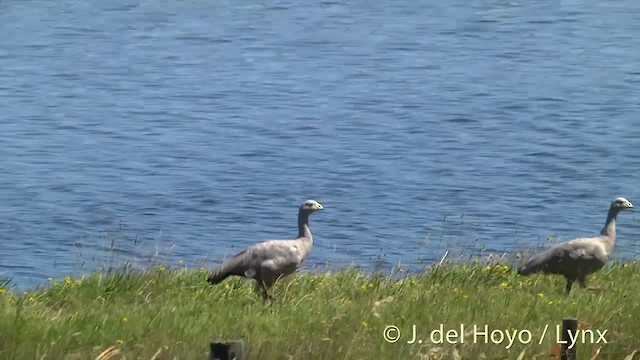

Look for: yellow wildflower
[359,284,367,291]
[537,293,544,298]
[368,283,374,288]
[492,264,510,274]
[122,316,128,323]
[156,265,166,273]
[116,339,124,345]
[224,283,231,289]
[500,282,510,288]
[64,276,72,285]
[162,345,169,350]
[623,263,629,268]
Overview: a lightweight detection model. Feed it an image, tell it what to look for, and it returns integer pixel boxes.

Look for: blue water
[1,0,640,289]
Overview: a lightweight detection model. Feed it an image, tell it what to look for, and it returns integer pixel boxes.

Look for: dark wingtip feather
[517,265,533,276]
[207,270,228,285]
[517,254,544,276]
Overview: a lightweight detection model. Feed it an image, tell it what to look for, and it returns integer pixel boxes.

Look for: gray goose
[518,197,633,294]
[207,199,324,301]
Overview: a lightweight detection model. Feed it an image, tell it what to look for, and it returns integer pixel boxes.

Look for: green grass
[1,261,639,360]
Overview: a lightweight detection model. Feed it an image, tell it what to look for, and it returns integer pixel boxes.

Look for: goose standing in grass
[518,197,633,294]
[207,199,324,301]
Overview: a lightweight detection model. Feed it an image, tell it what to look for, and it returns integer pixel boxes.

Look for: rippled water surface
[1,0,640,288]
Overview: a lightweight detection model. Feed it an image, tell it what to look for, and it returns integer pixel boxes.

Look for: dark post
[560,317,578,360]
[210,341,244,360]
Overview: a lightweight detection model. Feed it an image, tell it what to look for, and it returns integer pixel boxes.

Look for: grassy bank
[1,262,639,359]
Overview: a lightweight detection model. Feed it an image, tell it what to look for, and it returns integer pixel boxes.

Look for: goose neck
[297,210,312,240]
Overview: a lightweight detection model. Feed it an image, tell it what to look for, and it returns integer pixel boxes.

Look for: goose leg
[256,281,272,303]
[260,288,269,302]
[564,278,574,295]
[261,288,276,304]
[578,276,588,288]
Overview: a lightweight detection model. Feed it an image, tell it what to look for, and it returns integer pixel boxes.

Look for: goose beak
[315,203,324,210]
